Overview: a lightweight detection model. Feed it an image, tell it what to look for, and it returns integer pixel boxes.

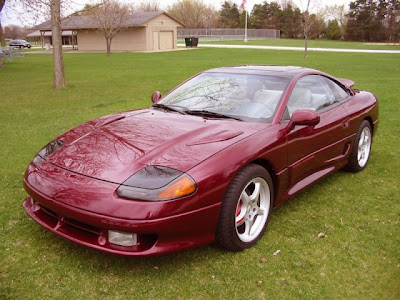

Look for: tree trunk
[0,21,5,46]
[106,37,112,56]
[304,32,308,59]
[0,0,5,68]
[50,0,66,89]
[303,0,311,59]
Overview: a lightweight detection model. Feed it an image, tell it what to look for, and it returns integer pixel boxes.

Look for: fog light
[108,230,137,247]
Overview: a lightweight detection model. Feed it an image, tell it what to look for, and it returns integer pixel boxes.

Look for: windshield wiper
[184,109,243,121]
[152,103,185,114]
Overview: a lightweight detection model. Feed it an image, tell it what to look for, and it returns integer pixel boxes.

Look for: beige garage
[35,11,185,52]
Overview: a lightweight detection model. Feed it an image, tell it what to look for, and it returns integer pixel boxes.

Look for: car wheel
[346,120,372,172]
[216,164,273,252]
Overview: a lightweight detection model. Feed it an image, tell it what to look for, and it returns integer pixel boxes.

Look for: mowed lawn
[202,38,400,50]
[0,48,399,299]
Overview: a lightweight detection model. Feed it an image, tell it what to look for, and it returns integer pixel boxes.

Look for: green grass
[201,38,400,50]
[0,48,399,299]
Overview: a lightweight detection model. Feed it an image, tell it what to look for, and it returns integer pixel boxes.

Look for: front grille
[37,203,100,236]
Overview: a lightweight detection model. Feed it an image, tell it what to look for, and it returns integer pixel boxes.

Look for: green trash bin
[185,38,192,47]
[185,37,199,47]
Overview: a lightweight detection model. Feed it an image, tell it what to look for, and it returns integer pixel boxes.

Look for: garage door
[159,31,174,50]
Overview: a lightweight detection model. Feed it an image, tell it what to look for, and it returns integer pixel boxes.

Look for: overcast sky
[1,0,352,27]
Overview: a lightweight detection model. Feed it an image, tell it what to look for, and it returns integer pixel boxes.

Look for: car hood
[46,109,267,184]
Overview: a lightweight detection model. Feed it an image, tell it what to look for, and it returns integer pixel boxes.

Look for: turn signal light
[157,176,196,200]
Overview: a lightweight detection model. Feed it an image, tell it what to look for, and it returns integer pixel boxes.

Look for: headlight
[32,139,65,166]
[116,166,196,201]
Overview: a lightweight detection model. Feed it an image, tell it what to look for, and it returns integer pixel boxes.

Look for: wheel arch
[364,116,374,135]
[249,158,278,204]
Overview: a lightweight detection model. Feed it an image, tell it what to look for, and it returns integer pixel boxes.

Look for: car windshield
[157,72,290,122]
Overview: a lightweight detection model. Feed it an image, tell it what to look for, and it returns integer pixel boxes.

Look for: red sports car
[23,65,379,256]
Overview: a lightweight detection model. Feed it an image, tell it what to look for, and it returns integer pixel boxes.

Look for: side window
[321,77,350,102]
[286,75,339,117]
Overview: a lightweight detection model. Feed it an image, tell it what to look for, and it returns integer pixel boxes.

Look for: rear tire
[346,120,372,173]
[216,164,273,252]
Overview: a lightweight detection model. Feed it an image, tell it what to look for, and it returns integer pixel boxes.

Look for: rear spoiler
[338,78,355,88]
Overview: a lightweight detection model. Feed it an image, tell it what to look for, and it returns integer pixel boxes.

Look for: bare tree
[5,0,65,88]
[134,0,161,12]
[0,0,6,68]
[89,0,130,56]
[299,0,323,59]
[50,0,65,88]
[324,4,348,38]
[303,0,311,59]
[168,0,218,28]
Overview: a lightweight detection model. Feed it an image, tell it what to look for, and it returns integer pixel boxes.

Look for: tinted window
[286,75,340,117]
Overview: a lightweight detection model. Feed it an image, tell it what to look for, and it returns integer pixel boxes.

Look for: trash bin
[184,37,199,48]
[185,38,192,47]
[45,43,51,51]
[191,37,199,47]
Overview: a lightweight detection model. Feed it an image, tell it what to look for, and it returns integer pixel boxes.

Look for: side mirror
[288,109,320,131]
[151,91,162,104]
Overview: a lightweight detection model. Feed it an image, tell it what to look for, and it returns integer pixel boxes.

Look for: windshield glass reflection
[158,72,290,121]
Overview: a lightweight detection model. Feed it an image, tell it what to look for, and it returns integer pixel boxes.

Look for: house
[34,11,185,52]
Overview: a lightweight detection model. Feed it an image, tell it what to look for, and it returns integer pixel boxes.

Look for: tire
[346,120,372,173]
[216,164,273,252]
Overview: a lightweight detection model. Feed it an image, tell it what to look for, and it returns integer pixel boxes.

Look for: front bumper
[23,176,221,256]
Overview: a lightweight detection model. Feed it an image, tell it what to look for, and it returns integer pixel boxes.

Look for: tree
[50,0,65,88]
[301,0,312,59]
[279,3,302,38]
[4,25,29,39]
[379,0,400,42]
[345,0,386,41]
[325,19,342,40]
[134,0,161,12]
[219,1,240,28]
[5,0,66,88]
[89,0,130,56]
[307,13,326,39]
[167,0,217,28]
[324,4,348,39]
[298,0,325,58]
[250,1,281,29]
[0,0,6,68]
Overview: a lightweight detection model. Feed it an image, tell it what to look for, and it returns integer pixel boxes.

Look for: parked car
[9,39,31,48]
[23,65,378,256]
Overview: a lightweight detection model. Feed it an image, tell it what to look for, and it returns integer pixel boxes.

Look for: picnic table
[0,46,25,62]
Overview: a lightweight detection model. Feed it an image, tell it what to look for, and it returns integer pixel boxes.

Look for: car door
[284,75,351,189]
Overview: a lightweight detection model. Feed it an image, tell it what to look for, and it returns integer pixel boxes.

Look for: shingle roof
[35,11,184,31]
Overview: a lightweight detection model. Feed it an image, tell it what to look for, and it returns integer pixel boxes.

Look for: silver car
[9,39,32,49]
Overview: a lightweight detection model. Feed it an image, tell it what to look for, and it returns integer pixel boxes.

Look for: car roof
[204,65,320,79]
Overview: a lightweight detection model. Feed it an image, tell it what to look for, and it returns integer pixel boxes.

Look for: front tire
[346,120,372,172]
[216,164,273,252]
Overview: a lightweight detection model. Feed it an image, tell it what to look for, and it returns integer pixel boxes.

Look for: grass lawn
[0,48,399,299]
[201,38,400,50]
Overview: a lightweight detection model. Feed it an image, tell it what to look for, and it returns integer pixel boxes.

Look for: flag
[240,0,247,10]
